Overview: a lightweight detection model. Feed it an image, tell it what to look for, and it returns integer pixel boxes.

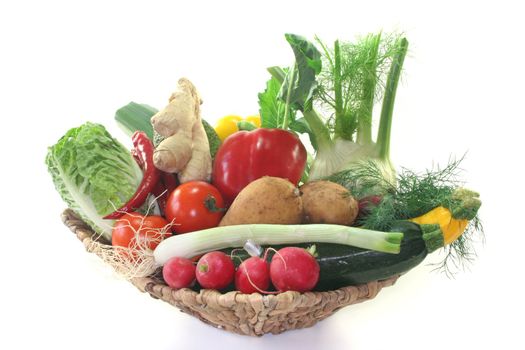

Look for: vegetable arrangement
[47,32,483,298]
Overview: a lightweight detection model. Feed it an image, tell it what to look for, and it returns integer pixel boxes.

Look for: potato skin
[300,180,358,225]
[219,176,303,226]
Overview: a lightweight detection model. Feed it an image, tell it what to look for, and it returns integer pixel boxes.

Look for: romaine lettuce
[46,122,142,240]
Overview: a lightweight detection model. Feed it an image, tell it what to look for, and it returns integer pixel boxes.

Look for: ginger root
[151,78,212,183]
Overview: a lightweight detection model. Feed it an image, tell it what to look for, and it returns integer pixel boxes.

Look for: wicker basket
[61,209,399,336]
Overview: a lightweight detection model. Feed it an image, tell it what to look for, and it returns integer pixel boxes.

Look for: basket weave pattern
[61,209,399,336]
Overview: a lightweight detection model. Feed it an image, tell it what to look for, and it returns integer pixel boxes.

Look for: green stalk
[268,66,332,150]
[314,36,335,71]
[302,109,333,150]
[154,224,403,264]
[282,64,296,129]
[333,40,344,139]
[267,66,287,83]
[376,38,409,160]
[420,224,445,254]
[356,33,381,145]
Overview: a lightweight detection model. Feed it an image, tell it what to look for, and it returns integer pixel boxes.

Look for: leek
[154,224,403,265]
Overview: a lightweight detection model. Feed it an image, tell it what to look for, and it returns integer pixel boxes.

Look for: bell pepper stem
[237,120,257,131]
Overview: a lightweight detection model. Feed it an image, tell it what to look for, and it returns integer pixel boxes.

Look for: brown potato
[300,180,358,225]
[219,176,303,226]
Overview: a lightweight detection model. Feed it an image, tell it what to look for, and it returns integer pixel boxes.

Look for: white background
[1,1,523,349]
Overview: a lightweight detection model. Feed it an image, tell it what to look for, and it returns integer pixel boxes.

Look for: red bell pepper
[212,128,307,205]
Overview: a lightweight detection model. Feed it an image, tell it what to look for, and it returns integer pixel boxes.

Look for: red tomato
[165,181,225,234]
[112,212,172,251]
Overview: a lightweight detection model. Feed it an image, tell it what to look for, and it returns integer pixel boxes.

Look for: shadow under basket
[61,209,399,336]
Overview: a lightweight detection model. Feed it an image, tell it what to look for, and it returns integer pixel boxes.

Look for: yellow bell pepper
[245,115,261,128]
[410,206,469,245]
[214,115,242,142]
[214,115,261,142]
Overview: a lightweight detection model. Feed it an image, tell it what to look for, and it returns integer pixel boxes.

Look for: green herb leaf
[280,33,322,112]
[258,75,287,128]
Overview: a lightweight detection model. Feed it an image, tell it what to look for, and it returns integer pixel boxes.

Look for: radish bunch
[162,246,320,293]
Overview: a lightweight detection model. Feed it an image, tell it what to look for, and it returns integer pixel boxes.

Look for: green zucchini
[312,221,428,290]
[115,102,157,139]
[222,221,442,291]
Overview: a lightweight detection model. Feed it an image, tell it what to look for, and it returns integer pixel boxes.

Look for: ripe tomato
[111,212,172,251]
[165,181,225,234]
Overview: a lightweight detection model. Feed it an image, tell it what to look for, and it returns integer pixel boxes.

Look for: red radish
[196,251,235,290]
[269,247,320,292]
[358,195,382,213]
[235,257,270,294]
[162,257,196,289]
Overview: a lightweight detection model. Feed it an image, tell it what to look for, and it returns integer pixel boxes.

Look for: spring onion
[154,224,403,265]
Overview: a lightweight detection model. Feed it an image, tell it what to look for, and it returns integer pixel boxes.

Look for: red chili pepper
[104,131,161,220]
[212,128,307,205]
[131,148,144,169]
[151,172,179,215]
[161,172,178,193]
[151,181,168,214]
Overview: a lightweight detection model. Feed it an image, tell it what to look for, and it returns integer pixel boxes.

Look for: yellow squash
[410,206,468,245]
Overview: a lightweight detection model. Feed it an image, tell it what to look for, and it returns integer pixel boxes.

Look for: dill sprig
[328,156,484,275]
[432,216,484,277]
[394,156,465,219]
[326,158,396,199]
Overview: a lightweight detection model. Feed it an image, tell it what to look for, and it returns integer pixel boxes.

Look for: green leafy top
[258,32,408,181]
[258,75,287,129]
[280,34,322,113]
[315,32,407,144]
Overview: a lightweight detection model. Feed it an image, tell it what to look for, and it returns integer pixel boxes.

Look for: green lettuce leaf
[46,122,142,240]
